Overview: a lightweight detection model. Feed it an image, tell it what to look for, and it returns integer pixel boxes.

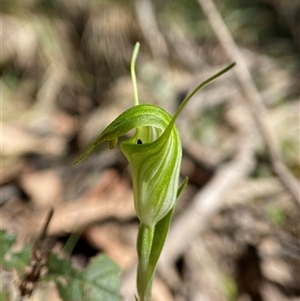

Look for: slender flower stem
[137,224,155,301]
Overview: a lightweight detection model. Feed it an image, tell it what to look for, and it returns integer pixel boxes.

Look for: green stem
[137,224,155,301]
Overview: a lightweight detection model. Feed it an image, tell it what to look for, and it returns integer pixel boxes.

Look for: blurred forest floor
[1,0,299,300]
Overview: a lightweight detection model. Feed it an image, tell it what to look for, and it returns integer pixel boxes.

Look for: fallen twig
[197,0,300,206]
[134,0,169,60]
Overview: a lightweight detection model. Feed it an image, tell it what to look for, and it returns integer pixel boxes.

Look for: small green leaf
[2,246,31,277]
[0,230,16,262]
[45,253,122,301]
[0,230,31,277]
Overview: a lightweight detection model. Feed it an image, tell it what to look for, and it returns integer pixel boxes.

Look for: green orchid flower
[73,42,235,301]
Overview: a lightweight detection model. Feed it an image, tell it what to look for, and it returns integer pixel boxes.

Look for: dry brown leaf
[0,157,26,184]
[85,223,136,270]
[1,122,65,157]
[0,15,37,68]
[26,169,135,236]
[20,169,63,208]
